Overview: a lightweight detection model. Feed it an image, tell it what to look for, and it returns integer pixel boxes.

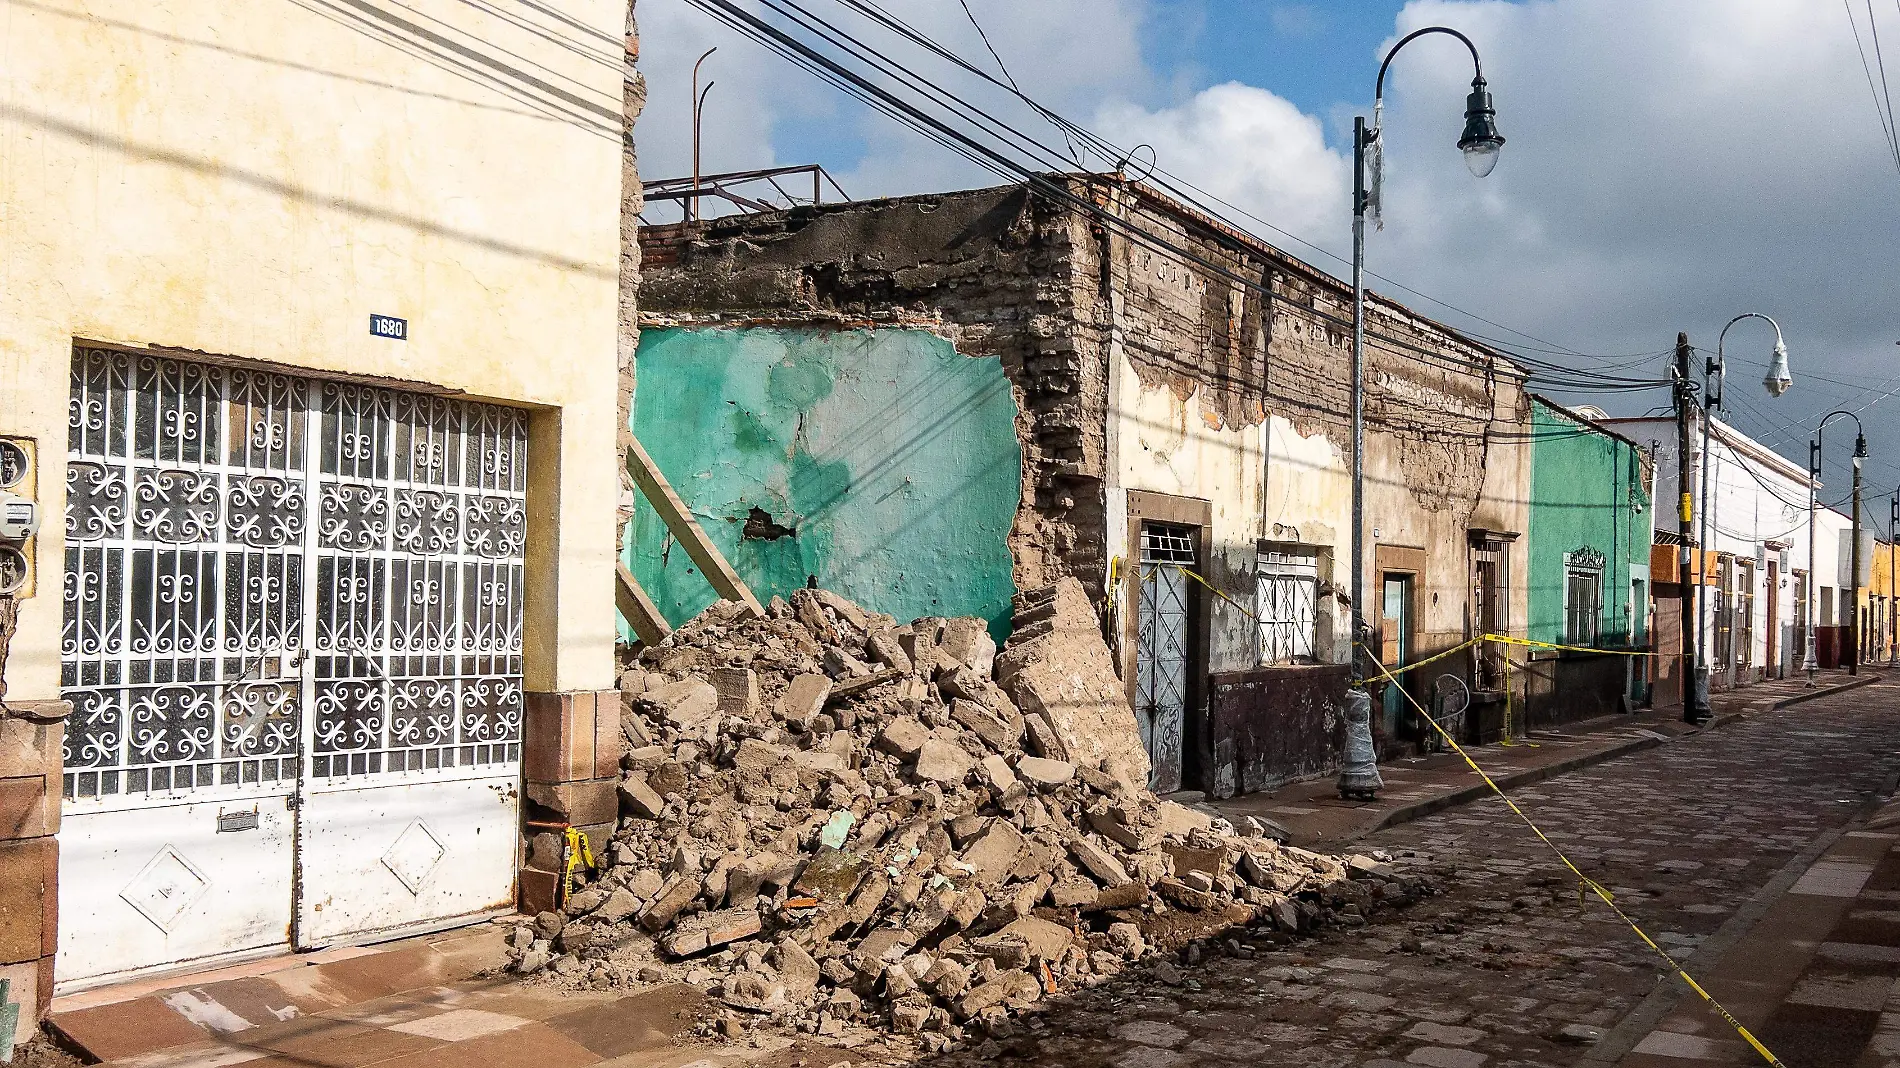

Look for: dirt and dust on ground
[498,578,1439,1059]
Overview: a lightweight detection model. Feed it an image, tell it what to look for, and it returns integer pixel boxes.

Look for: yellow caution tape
[563,826,596,898]
[1358,643,1785,1068]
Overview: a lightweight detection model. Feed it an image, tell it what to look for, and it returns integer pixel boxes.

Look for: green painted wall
[1527,398,1654,646]
[623,327,1022,640]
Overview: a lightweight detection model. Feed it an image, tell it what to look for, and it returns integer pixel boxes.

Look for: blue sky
[1145,0,1413,120]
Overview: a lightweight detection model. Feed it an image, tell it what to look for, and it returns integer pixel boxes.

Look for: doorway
[1136,523,1195,794]
[58,348,527,987]
[1379,572,1415,738]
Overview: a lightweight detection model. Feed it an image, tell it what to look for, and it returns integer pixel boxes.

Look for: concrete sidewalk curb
[1356,673,1884,842]
[1361,733,1666,839]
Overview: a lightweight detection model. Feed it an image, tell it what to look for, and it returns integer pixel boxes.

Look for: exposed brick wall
[638,184,1111,601]
[617,0,646,534]
[636,175,1526,605]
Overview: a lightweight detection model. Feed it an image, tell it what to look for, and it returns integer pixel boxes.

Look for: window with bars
[1256,549,1317,664]
[1140,526,1198,565]
[1564,568,1603,646]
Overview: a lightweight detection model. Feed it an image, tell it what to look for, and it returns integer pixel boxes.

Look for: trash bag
[1337,687,1383,800]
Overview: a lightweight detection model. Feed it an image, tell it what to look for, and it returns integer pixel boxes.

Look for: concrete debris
[507,581,1429,1046]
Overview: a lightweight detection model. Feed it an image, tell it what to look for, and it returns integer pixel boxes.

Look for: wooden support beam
[624,437,766,617]
[617,561,673,646]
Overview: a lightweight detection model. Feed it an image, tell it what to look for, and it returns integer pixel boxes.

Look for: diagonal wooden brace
[623,436,765,618]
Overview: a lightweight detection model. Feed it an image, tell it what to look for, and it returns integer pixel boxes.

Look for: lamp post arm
[1375,26,1484,102]
[1717,312,1785,357]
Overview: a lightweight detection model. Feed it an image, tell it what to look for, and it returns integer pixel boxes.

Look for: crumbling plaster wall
[1067,180,1532,676]
[639,185,1111,606]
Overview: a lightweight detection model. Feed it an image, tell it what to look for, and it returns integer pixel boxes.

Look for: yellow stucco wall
[1111,340,1533,675]
[0,0,626,698]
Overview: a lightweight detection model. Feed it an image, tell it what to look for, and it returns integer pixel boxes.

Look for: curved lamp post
[1350,27,1503,685]
[1689,314,1790,718]
[1804,410,1866,686]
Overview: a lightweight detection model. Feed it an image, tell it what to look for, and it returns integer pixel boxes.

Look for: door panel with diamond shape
[59,349,523,985]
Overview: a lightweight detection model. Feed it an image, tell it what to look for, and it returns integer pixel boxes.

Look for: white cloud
[1095,83,1348,240]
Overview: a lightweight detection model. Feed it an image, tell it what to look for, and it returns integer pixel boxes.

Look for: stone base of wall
[519,690,623,915]
[1206,665,1349,798]
[0,704,66,1049]
[1520,652,1628,729]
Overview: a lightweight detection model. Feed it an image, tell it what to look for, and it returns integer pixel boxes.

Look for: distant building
[1601,414,1858,693]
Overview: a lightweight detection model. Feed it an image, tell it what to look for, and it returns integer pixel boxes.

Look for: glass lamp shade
[1763,340,1793,397]
[1459,77,1504,178]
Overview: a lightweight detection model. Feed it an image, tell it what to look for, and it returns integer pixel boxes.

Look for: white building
[1604,414,1862,688]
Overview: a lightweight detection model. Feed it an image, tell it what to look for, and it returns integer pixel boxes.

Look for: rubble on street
[505,578,1432,1051]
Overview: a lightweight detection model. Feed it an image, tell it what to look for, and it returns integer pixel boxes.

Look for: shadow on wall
[624,328,1022,641]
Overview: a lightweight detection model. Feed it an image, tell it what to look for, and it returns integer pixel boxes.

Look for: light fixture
[1458,75,1505,177]
[1763,339,1793,397]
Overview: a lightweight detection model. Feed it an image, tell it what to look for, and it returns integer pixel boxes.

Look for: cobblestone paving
[947,689,1900,1068]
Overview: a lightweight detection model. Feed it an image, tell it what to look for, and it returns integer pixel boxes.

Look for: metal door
[59,349,524,987]
[293,381,525,946]
[1136,525,1193,793]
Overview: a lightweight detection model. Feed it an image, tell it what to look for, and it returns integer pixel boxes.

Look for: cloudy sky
[637,0,1900,505]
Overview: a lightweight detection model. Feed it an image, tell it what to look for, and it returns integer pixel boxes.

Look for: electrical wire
[683,0,1550,388]
[1847,0,1900,177]
[824,0,1659,369]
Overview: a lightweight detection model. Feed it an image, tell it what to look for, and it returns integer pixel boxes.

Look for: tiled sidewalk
[1609,734,1900,1068]
[48,925,857,1068]
[1206,671,1878,849]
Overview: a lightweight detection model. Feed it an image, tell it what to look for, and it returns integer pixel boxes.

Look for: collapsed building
[516,579,1426,1049]
[630,176,1546,796]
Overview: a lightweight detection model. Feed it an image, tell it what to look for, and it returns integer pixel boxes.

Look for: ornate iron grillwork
[61,348,526,799]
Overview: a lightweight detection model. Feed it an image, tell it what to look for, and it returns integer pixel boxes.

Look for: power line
[683,0,1553,388]
[825,0,1653,368]
[1847,0,1900,176]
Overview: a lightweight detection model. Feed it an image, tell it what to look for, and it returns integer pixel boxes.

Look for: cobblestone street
[949,684,1900,1068]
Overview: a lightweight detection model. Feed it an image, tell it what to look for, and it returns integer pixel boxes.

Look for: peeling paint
[625,327,1022,638]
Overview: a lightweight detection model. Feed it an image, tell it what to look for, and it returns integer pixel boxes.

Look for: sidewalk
[1594,705,1900,1067]
[46,922,859,1068]
[1205,670,1881,849]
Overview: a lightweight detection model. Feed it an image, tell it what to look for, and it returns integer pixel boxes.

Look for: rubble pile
[509,578,1426,1048]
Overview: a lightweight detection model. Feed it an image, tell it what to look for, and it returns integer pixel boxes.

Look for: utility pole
[1675,333,1701,722]
[1851,432,1866,675]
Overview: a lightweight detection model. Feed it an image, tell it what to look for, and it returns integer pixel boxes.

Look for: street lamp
[1804,410,1866,686]
[1890,489,1898,668]
[1690,313,1790,720]
[1350,27,1501,684]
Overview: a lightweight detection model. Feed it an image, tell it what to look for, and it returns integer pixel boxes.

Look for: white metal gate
[1136,525,1193,793]
[59,347,525,987]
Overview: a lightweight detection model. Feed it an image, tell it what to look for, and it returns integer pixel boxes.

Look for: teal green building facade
[1523,396,1654,723]
[1527,397,1654,649]
[623,327,1023,640]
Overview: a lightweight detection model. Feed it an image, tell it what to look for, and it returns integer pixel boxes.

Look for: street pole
[1806,439,1819,686]
[1851,434,1865,675]
[1350,115,1367,687]
[1693,350,1723,717]
[1810,411,1866,683]
[1675,335,1699,720]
